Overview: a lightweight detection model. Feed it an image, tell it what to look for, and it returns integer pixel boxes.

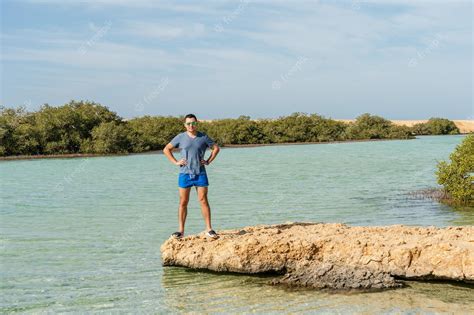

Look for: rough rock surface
[160,222,474,290]
[270,262,402,290]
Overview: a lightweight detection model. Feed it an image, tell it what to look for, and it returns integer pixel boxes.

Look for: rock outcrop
[160,222,474,290]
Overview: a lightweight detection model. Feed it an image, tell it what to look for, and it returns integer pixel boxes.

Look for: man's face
[184,117,198,132]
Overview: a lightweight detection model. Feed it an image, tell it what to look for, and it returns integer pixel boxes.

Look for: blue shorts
[178,173,209,188]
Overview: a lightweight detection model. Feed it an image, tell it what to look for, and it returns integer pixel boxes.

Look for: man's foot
[205,229,218,239]
[171,231,183,239]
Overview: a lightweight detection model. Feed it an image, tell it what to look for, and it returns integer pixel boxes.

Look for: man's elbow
[163,144,173,153]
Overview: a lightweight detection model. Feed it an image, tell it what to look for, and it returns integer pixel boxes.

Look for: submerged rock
[160,222,474,290]
[270,262,402,290]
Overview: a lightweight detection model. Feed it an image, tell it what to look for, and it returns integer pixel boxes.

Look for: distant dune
[335,120,474,134]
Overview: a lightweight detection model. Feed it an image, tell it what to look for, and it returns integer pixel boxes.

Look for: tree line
[0,100,461,157]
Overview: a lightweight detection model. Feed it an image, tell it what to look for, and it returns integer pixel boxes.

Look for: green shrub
[202,116,269,145]
[256,113,347,143]
[412,118,459,135]
[436,135,474,205]
[345,113,413,140]
[387,125,414,139]
[0,106,41,156]
[127,116,183,152]
[411,123,429,135]
[35,101,122,154]
[0,101,123,156]
[89,121,131,154]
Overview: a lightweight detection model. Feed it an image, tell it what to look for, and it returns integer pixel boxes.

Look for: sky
[1,0,472,120]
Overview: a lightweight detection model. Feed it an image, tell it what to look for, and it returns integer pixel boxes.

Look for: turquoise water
[1,135,473,313]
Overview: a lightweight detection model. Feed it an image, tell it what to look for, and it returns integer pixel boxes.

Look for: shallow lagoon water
[1,135,473,313]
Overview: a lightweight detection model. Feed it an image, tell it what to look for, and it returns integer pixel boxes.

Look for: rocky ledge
[160,222,474,290]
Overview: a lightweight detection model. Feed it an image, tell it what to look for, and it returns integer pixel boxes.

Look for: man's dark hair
[184,114,197,121]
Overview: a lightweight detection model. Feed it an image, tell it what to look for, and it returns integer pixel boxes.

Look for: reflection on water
[161,267,474,314]
[448,206,474,225]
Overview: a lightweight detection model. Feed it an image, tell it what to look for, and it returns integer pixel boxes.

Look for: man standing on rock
[163,114,220,239]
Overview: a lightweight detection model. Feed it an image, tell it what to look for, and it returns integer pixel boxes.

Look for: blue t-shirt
[170,131,215,176]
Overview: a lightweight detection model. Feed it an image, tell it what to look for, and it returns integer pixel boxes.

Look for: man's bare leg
[196,186,212,231]
[178,187,191,233]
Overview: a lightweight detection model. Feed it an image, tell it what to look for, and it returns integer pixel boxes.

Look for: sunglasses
[185,121,198,126]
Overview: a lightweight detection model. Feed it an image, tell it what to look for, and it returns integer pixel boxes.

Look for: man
[163,114,220,239]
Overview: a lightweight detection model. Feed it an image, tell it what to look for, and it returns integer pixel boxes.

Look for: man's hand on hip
[175,159,187,166]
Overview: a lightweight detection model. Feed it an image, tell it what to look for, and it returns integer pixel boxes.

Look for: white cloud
[3,0,472,118]
[22,0,221,14]
[3,42,188,70]
[123,21,206,39]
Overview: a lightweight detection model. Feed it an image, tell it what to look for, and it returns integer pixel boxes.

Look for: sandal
[206,229,218,239]
[171,231,183,239]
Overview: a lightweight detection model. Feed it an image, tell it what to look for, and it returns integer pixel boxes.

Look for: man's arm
[163,143,186,166]
[205,144,220,165]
